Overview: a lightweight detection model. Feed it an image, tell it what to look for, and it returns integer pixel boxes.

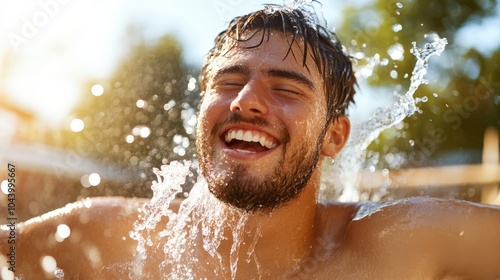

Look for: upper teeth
[225,129,277,149]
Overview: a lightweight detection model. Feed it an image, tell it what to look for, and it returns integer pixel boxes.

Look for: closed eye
[273,88,300,95]
[271,84,304,96]
[214,81,245,93]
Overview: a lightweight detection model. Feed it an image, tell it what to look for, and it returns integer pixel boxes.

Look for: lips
[223,128,278,154]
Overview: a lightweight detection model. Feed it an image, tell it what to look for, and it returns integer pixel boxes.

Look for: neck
[214,170,321,278]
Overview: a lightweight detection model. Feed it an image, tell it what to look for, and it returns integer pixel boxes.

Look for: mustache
[210,113,290,144]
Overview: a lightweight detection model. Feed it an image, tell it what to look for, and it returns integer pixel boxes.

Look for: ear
[321,115,350,158]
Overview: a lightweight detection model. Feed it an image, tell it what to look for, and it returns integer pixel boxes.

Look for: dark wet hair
[200,4,356,124]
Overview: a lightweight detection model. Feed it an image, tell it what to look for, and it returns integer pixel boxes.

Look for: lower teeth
[235,149,255,154]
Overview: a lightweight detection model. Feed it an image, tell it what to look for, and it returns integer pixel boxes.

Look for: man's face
[196,31,329,212]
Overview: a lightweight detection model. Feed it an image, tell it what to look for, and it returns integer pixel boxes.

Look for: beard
[196,114,325,213]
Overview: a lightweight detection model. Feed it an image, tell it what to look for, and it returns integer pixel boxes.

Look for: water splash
[129,161,191,276]
[130,33,448,279]
[319,35,448,203]
[266,0,325,32]
[130,161,256,279]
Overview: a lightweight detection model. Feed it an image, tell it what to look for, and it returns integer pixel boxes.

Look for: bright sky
[0,0,343,126]
[0,0,498,126]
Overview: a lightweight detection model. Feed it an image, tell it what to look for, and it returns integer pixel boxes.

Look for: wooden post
[481,127,500,205]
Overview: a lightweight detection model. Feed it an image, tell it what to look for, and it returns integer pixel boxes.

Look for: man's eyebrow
[265,69,316,91]
[211,65,316,91]
[212,65,250,81]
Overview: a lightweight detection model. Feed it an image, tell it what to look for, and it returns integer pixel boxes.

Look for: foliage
[62,36,200,198]
[337,0,499,169]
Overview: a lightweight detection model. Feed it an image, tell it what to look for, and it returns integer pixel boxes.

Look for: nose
[230,80,268,116]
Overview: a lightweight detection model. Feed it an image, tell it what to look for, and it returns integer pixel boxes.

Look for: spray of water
[129,161,261,279]
[129,3,448,277]
[128,37,446,278]
[319,35,448,203]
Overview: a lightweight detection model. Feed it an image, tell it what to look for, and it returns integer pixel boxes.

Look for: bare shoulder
[342,197,500,279]
[0,197,182,278]
[348,196,500,230]
[15,196,183,233]
[345,196,500,247]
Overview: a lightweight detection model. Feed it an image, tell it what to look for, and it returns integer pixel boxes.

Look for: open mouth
[223,129,278,154]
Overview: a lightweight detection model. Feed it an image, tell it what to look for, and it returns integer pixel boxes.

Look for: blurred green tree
[62,35,200,198]
[337,0,499,169]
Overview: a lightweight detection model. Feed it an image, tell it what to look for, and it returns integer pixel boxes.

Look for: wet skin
[2,196,500,279]
[2,33,500,279]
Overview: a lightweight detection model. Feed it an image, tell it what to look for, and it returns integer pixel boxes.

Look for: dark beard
[196,114,325,213]
[207,149,320,213]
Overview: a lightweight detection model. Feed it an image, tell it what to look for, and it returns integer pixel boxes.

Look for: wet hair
[200,4,356,124]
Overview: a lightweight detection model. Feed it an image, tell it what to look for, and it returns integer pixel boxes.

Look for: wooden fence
[358,127,500,205]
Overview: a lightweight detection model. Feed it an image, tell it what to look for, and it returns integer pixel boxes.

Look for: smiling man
[2,4,500,280]
[196,6,354,215]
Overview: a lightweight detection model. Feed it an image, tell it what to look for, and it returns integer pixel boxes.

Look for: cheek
[280,102,326,138]
[197,93,227,132]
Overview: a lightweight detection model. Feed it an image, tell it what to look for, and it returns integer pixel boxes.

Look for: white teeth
[225,129,277,149]
[252,133,260,142]
[235,130,244,140]
[259,137,266,148]
[236,149,255,154]
[243,131,252,142]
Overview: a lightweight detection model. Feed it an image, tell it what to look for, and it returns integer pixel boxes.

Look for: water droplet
[139,126,151,138]
[433,93,439,97]
[91,84,104,96]
[409,140,415,146]
[55,224,71,242]
[41,256,57,274]
[424,32,441,43]
[390,70,398,79]
[125,134,135,144]
[0,180,9,195]
[392,23,403,33]
[164,100,176,111]
[70,118,84,132]
[136,99,146,108]
[396,2,403,8]
[89,173,101,186]
[387,43,404,61]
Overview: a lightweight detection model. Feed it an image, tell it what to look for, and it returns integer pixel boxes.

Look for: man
[2,4,500,279]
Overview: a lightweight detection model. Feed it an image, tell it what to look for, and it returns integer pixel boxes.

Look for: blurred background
[0,0,499,222]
